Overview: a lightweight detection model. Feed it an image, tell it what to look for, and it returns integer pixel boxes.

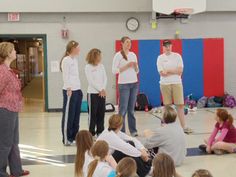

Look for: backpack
[105,103,115,112]
[197,96,208,108]
[135,93,152,111]
[223,94,236,108]
[207,96,222,108]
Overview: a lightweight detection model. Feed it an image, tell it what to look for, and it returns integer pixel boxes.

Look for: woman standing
[112,36,139,136]
[60,40,83,146]
[85,48,107,138]
[0,42,29,177]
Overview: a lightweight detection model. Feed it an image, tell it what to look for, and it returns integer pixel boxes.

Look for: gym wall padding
[138,40,161,106]
[115,38,224,107]
[182,39,204,99]
[203,38,224,97]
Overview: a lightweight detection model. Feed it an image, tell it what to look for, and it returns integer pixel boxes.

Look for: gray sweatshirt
[144,122,186,166]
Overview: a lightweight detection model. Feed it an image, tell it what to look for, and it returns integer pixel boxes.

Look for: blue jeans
[119,83,138,134]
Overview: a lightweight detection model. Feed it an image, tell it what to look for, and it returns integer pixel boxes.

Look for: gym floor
[18,108,236,177]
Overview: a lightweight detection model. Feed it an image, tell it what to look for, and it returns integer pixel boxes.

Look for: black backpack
[135,93,152,111]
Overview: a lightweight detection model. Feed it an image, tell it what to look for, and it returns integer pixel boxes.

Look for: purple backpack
[223,94,236,108]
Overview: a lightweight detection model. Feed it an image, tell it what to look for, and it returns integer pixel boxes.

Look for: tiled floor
[17,108,236,177]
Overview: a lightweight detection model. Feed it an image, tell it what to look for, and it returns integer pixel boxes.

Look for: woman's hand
[140,149,149,162]
[99,89,106,98]
[67,89,72,97]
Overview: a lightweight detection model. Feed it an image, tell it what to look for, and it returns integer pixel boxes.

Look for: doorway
[0,35,48,112]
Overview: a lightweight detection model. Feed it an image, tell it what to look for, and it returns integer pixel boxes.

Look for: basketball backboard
[153,0,206,15]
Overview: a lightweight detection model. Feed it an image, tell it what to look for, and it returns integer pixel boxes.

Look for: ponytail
[120,50,128,60]
[227,114,234,126]
[60,52,68,72]
[87,159,99,177]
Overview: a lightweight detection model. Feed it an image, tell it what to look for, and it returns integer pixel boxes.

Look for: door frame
[0,34,49,111]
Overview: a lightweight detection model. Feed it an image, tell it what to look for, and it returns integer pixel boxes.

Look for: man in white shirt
[156,40,192,133]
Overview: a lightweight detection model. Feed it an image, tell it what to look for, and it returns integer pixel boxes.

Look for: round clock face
[126,17,139,32]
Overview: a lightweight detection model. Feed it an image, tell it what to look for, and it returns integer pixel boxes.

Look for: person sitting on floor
[152,153,183,177]
[144,105,186,166]
[192,169,213,177]
[199,108,236,155]
[87,140,117,177]
[107,157,138,177]
[97,114,151,177]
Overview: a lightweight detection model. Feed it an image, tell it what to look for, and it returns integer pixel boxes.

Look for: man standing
[157,40,192,133]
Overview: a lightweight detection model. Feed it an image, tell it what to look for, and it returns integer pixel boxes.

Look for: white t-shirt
[157,52,183,85]
[91,161,113,177]
[112,51,139,84]
[83,151,93,177]
[62,56,81,90]
[97,129,144,157]
[85,64,107,93]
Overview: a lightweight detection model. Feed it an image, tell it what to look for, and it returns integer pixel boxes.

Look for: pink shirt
[0,64,23,112]
[208,121,236,146]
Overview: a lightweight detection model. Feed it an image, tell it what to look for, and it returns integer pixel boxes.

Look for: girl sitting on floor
[97,114,151,177]
[107,157,138,177]
[199,108,236,154]
[87,140,116,177]
[152,153,183,177]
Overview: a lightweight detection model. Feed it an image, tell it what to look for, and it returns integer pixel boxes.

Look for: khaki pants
[160,84,184,105]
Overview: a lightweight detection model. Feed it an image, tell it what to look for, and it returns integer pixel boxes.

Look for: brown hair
[60,40,79,72]
[120,36,131,60]
[87,140,109,177]
[163,105,177,124]
[108,114,123,131]
[192,169,213,177]
[115,157,137,177]
[0,42,15,64]
[75,130,93,177]
[216,109,234,126]
[86,48,101,65]
[152,153,176,177]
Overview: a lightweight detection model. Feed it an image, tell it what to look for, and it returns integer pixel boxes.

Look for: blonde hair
[60,40,79,71]
[0,42,15,64]
[87,140,109,177]
[86,48,101,65]
[152,153,176,177]
[115,157,137,177]
[108,114,123,131]
[163,105,177,124]
[75,130,93,177]
[192,169,213,177]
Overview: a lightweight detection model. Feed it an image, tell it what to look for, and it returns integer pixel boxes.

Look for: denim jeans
[118,83,138,134]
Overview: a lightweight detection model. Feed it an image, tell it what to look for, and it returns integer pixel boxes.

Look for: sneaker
[10,170,30,177]
[92,135,97,141]
[184,127,193,134]
[199,144,207,153]
[131,132,138,137]
[64,141,73,146]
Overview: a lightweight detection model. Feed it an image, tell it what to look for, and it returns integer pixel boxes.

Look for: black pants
[87,93,105,136]
[62,89,83,144]
[112,141,151,177]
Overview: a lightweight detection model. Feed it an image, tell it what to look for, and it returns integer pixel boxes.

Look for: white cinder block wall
[0,12,236,109]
